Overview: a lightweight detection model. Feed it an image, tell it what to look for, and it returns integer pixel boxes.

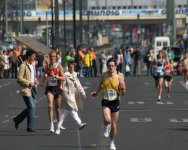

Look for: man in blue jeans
[13,49,38,132]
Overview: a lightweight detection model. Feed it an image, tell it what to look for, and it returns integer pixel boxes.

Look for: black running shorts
[101,99,120,112]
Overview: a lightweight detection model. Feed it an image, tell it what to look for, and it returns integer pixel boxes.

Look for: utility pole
[46,12,49,47]
[137,14,141,45]
[186,0,188,53]
[20,0,24,34]
[73,0,76,49]
[5,0,8,39]
[16,0,19,35]
[54,0,59,48]
[51,0,55,49]
[63,0,66,49]
[166,0,175,45]
[79,0,83,45]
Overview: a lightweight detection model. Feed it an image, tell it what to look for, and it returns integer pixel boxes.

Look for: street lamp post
[51,0,55,49]
[63,0,66,49]
[73,0,76,49]
[5,0,8,39]
[20,0,24,34]
[79,0,83,45]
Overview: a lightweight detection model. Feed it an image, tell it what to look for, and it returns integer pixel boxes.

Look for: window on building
[153,5,157,9]
[138,6,142,9]
[133,6,137,9]
[112,6,116,10]
[178,5,182,8]
[183,5,187,8]
[102,6,106,10]
[128,6,132,9]
[123,6,127,9]
[118,6,121,9]
[91,7,95,10]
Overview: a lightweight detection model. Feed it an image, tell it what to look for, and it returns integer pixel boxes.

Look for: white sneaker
[103,125,110,138]
[78,122,86,130]
[60,125,66,130]
[157,95,161,101]
[186,81,188,87]
[109,141,116,150]
[55,127,61,135]
[50,127,54,133]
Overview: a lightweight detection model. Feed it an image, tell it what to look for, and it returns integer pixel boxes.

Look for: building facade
[0,0,188,46]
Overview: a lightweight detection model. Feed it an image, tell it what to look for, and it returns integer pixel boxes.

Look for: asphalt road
[0,74,188,150]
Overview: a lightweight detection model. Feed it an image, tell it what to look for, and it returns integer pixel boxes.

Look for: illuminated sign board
[4,8,188,17]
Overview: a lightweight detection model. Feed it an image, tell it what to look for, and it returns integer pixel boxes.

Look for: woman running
[182,53,188,87]
[152,50,165,101]
[164,58,173,98]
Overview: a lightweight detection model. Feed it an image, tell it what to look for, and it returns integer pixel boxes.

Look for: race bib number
[164,70,171,75]
[103,89,117,101]
[47,77,58,86]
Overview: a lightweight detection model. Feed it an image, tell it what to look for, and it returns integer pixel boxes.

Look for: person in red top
[164,58,173,98]
[41,50,65,133]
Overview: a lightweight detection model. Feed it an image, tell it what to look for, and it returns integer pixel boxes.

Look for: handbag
[125,65,130,72]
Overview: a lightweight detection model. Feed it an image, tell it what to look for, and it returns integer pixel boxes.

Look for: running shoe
[109,140,116,150]
[157,95,161,101]
[55,127,61,135]
[60,125,66,130]
[103,124,110,138]
[50,126,55,133]
[78,122,87,130]
[186,81,188,87]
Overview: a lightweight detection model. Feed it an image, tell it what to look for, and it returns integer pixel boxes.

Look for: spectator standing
[84,50,92,77]
[124,49,132,76]
[101,50,107,74]
[0,50,6,79]
[36,52,44,78]
[132,47,141,76]
[116,49,123,73]
[89,48,97,77]
[3,50,10,78]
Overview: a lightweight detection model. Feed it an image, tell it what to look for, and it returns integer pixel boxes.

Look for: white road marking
[169,118,188,123]
[15,90,20,94]
[130,118,152,122]
[156,101,164,104]
[2,119,9,123]
[156,101,173,104]
[84,82,90,85]
[83,86,89,89]
[180,80,188,90]
[128,101,145,104]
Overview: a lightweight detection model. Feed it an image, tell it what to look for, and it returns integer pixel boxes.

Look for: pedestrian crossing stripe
[129,118,188,123]
[130,118,152,122]
[127,101,174,105]
[156,101,173,104]
[169,118,188,122]
[128,101,145,104]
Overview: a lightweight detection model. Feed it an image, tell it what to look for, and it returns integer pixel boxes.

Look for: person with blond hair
[41,50,65,133]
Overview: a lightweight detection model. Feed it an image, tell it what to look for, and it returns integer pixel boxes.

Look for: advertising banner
[36,0,51,10]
